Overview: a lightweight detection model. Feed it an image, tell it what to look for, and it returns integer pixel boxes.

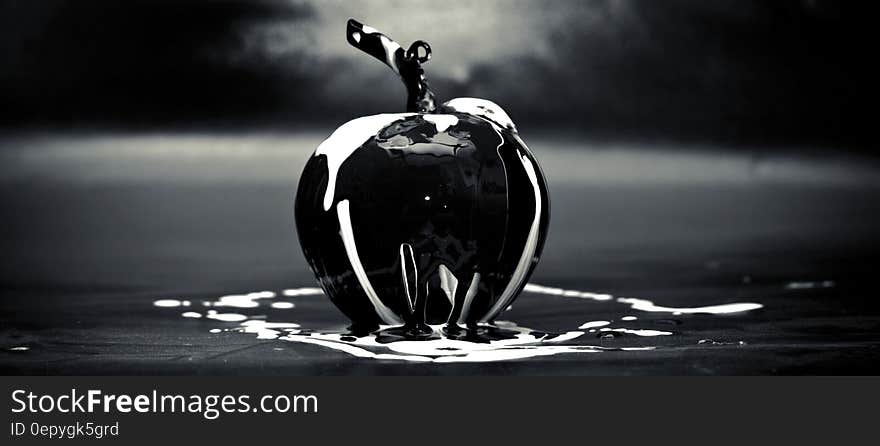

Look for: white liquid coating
[423,114,459,133]
[282,288,323,297]
[273,323,660,363]
[443,97,516,131]
[280,325,608,363]
[481,151,543,322]
[599,328,672,337]
[213,291,276,309]
[379,36,402,74]
[157,281,762,363]
[544,331,585,343]
[523,284,613,301]
[579,320,611,329]
[438,264,458,306]
[337,199,403,325]
[358,24,402,74]
[616,297,763,315]
[9,346,29,351]
[181,312,202,318]
[524,284,763,315]
[155,293,643,363]
[315,114,413,211]
[270,302,295,309]
[621,316,638,321]
[456,273,481,325]
[205,310,248,322]
[399,243,417,313]
[153,299,183,307]
[238,321,301,340]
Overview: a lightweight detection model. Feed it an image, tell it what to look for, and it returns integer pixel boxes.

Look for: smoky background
[1,0,877,148]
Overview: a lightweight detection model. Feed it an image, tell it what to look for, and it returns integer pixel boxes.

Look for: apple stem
[346,19,437,113]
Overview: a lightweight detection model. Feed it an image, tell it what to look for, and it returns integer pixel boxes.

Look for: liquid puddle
[151,284,764,363]
[785,280,835,290]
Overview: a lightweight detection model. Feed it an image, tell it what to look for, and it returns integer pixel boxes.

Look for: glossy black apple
[295,20,549,335]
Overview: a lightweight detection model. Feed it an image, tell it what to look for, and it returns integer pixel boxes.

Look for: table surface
[1,132,878,374]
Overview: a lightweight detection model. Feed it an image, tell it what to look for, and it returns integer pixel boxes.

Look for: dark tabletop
[1,132,879,374]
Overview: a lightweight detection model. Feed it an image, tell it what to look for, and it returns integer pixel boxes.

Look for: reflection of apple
[295,19,549,335]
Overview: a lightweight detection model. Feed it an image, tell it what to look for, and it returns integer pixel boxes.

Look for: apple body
[295,98,549,330]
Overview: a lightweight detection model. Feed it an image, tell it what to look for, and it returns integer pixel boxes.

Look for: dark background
[1,0,877,148]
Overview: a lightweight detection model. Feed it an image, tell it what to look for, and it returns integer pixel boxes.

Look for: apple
[295,19,549,336]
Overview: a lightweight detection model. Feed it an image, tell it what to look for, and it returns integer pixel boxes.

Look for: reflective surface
[295,111,549,332]
[2,133,880,374]
[148,283,761,363]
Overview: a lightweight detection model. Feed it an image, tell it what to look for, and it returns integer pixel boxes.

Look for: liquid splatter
[152,284,764,363]
[785,280,835,290]
[598,328,672,337]
[212,291,275,308]
[205,310,248,322]
[698,339,746,346]
[615,298,762,315]
[579,320,611,329]
[522,284,613,301]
